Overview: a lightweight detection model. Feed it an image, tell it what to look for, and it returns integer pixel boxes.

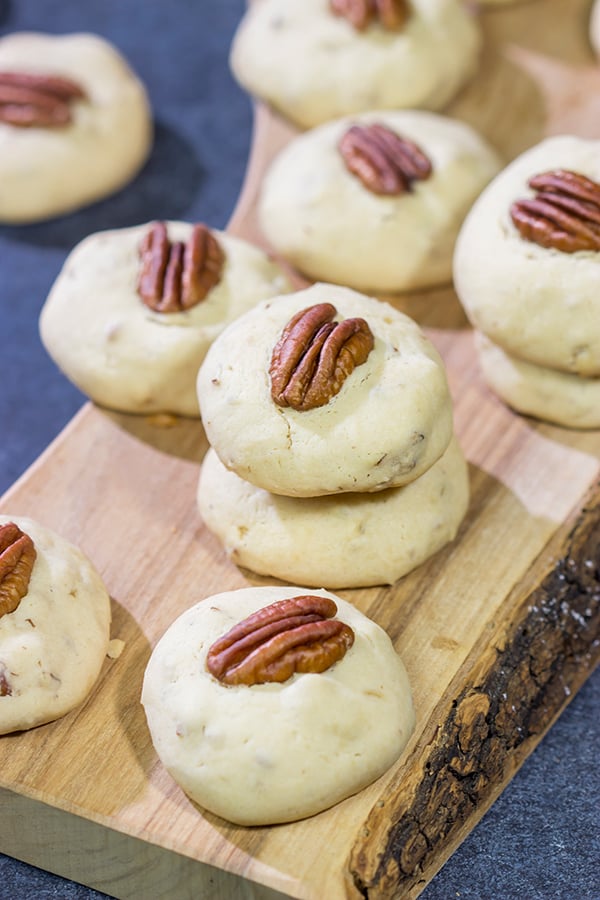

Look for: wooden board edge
[345,478,600,899]
[0,788,290,900]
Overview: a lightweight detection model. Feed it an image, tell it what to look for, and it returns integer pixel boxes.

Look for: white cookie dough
[591,0,600,56]
[197,283,454,496]
[198,436,469,588]
[453,136,600,377]
[0,32,152,223]
[476,332,600,430]
[0,516,111,735]
[40,222,292,417]
[141,586,415,825]
[259,110,501,292]
[230,0,481,129]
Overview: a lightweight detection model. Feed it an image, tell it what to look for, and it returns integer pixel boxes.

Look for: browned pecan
[510,169,600,253]
[0,522,37,619]
[270,302,374,411]
[339,123,432,195]
[330,0,410,31]
[137,221,225,313]
[206,595,355,686]
[0,71,86,128]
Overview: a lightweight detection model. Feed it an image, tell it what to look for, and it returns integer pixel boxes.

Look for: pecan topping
[0,522,36,619]
[270,302,374,411]
[330,0,411,31]
[137,221,225,313]
[339,123,432,195]
[0,71,86,128]
[206,595,355,686]
[510,169,600,253]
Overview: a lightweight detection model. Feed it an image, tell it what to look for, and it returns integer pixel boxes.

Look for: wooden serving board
[1,1,599,897]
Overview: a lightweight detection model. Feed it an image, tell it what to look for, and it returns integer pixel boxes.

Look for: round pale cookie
[0,516,111,735]
[141,586,415,825]
[196,283,454,497]
[40,222,291,417]
[197,436,469,588]
[0,32,152,223]
[476,332,600,430]
[230,0,480,130]
[453,135,600,377]
[591,0,600,56]
[259,110,501,293]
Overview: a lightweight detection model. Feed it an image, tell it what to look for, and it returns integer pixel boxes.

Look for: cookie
[40,221,291,417]
[591,0,600,56]
[197,436,469,588]
[196,283,454,496]
[141,586,415,825]
[258,110,501,292]
[454,136,600,377]
[0,516,111,734]
[476,332,600,430]
[230,0,480,129]
[0,32,152,223]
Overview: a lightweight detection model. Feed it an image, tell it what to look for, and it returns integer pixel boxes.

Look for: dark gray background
[0,1,598,898]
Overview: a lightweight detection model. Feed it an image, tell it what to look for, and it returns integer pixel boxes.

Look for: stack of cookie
[454,135,600,430]
[196,283,469,588]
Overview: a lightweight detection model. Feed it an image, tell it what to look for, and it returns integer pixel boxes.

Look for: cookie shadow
[97,406,208,464]
[0,120,205,250]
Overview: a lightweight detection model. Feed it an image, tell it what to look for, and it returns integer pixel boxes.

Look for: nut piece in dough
[259,110,501,293]
[141,586,415,825]
[197,436,469,588]
[196,283,454,497]
[0,32,152,223]
[230,0,481,129]
[0,515,111,734]
[40,222,292,417]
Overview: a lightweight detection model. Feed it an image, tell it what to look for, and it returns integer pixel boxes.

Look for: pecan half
[270,302,374,411]
[206,595,355,686]
[137,221,225,313]
[0,522,36,618]
[510,169,600,253]
[339,123,432,195]
[0,71,86,128]
[330,0,411,31]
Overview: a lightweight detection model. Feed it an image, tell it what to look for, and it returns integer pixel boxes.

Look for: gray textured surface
[0,1,598,898]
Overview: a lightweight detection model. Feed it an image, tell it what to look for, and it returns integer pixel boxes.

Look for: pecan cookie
[0,515,111,734]
[454,136,600,378]
[475,333,600,430]
[258,110,501,292]
[197,436,469,588]
[141,586,414,825]
[230,0,481,129]
[196,283,454,496]
[0,32,151,223]
[40,222,291,416]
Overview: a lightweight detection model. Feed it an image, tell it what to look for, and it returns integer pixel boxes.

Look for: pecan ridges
[510,169,600,253]
[270,302,374,411]
[206,595,355,686]
[0,71,86,128]
[137,221,225,313]
[0,522,36,618]
[330,0,411,31]
[339,123,432,195]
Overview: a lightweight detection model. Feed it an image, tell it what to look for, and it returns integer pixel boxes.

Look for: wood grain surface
[1,1,599,898]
